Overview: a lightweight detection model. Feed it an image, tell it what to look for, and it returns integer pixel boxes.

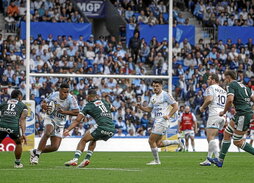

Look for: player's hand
[136,103,141,108]
[163,115,170,120]
[46,105,53,111]
[199,107,204,113]
[21,135,27,145]
[63,129,70,137]
[219,111,225,117]
[57,108,65,114]
[41,102,48,110]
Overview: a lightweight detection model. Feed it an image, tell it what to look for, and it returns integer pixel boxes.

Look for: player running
[64,89,116,168]
[138,80,183,165]
[178,106,197,152]
[0,89,28,168]
[199,74,227,166]
[208,70,254,167]
[30,83,79,164]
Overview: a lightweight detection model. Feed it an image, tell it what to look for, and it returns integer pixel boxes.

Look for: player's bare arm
[63,113,84,136]
[19,109,28,144]
[138,104,153,112]
[163,102,178,120]
[219,95,234,116]
[200,95,213,113]
[58,108,79,116]
[194,120,198,134]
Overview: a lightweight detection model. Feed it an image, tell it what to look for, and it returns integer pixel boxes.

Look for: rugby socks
[208,140,219,158]
[35,149,41,157]
[151,147,160,162]
[192,144,195,152]
[219,140,231,161]
[15,159,21,165]
[162,140,179,146]
[85,150,93,160]
[241,141,254,155]
[74,150,82,161]
[207,140,213,158]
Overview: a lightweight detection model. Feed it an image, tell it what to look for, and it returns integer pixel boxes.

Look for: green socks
[85,150,93,160]
[74,150,82,159]
[15,159,21,165]
[219,140,231,161]
[241,142,254,155]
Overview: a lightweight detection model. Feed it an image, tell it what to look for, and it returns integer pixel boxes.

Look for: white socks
[36,150,42,155]
[207,139,219,159]
[151,147,160,162]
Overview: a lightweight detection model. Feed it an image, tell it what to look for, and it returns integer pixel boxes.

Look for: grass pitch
[0,151,253,183]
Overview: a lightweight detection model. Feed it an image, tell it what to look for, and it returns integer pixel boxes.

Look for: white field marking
[0,167,141,172]
[73,167,141,172]
[128,155,252,158]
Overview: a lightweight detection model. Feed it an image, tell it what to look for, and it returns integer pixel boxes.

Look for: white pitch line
[0,167,141,172]
[75,167,141,172]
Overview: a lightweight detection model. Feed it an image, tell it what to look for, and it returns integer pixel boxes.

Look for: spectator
[193,90,204,115]
[115,116,127,132]
[7,1,19,17]
[129,32,141,63]
[114,128,126,137]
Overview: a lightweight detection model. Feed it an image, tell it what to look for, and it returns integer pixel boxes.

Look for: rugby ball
[46,101,55,115]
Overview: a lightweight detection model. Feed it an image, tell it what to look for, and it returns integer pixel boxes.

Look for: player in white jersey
[199,74,226,166]
[138,80,183,165]
[30,83,79,164]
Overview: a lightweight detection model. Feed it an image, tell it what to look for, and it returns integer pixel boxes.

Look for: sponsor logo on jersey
[0,127,14,134]
[215,88,227,94]
[3,111,17,116]
[101,130,114,137]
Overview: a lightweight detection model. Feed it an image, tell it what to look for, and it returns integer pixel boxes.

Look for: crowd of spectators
[111,0,190,27]
[3,0,84,32]
[1,0,254,138]
[172,36,254,124]
[190,0,254,27]
[1,32,254,137]
[0,31,170,137]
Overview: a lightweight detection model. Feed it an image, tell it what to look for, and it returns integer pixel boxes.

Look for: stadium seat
[172,76,179,86]
[163,13,169,21]
[244,77,250,84]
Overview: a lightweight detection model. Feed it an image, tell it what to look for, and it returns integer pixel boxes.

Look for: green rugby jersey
[227,81,252,114]
[0,99,27,131]
[81,99,114,129]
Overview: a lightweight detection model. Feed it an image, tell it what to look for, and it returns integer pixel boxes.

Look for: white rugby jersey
[204,84,227,117]
[148,90,177,127]
[45,92,79,126]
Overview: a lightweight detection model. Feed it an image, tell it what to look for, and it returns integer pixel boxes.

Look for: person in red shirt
[7,1,19,17]
[178,106,198,152]
[249,115,254,147]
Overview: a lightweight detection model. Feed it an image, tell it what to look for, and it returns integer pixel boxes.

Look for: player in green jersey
[64,89,116,168]
[208,70,254,167]
[0,90,28,168]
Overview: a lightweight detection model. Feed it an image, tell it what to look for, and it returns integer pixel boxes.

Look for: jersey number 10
[218,95,226,105]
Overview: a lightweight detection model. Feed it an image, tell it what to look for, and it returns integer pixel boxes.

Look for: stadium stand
[0,0,254,137]
[111,0,190,26]
[190,0,254,27]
